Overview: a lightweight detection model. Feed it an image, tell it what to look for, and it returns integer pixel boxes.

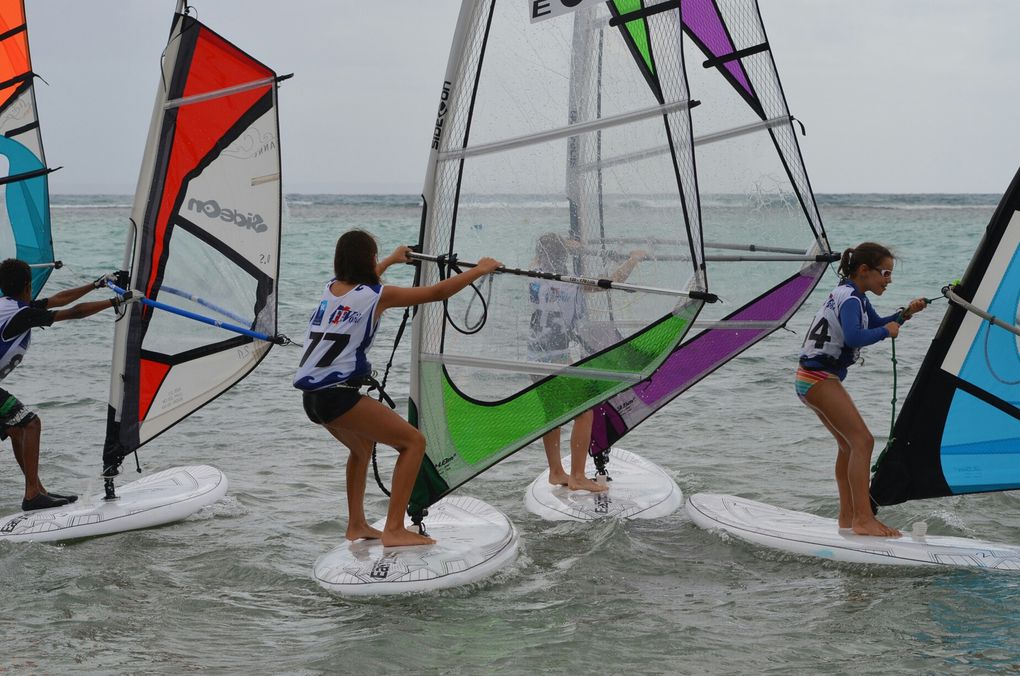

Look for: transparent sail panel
[142,227,259,355]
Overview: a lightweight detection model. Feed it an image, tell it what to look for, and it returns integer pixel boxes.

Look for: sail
[0,0,56,298]
[103,9,282,476]
[589,0,833,455]
[408,0,712,515]
[871,167,1020,505]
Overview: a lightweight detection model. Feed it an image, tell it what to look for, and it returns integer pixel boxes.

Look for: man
[0,259,136,511]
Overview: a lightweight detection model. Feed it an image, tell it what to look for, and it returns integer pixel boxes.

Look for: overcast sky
[23,1,1020,195]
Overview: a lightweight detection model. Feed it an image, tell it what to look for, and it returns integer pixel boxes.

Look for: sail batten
[438,98,695,161]
[164,76,276,110]
[421,352,646,382]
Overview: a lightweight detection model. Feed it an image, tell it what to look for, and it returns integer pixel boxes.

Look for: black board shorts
[302,386,363,425]
[0,386,38,441]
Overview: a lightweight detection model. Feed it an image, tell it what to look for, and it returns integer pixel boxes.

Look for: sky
[22,0,1020,195]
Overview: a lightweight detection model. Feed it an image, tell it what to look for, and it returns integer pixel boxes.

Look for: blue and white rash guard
[0,296,54,382]
[799,280,900,379]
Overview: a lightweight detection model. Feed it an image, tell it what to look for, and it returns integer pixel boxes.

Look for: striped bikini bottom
[794,366,837,403]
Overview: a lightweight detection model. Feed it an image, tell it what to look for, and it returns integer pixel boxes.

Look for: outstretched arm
[376,245,412,278]
[42,281,99,309]
[52,294,138,323]
[609,250,648,283]
[43,273,119,309]
[377,257,502,313]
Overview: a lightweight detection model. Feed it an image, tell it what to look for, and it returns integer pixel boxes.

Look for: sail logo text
[432,81,452,150]
[187,198,269,233]
[530,0,603,23]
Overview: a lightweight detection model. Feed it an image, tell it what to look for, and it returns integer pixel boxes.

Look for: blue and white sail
[872,167,1020,504]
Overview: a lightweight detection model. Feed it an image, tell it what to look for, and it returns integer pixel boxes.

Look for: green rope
[871,293,946,473]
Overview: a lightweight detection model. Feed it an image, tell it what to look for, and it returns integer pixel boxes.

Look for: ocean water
[3,193,1020,673]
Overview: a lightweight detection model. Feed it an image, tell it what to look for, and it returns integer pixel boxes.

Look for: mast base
[103,477,117,500]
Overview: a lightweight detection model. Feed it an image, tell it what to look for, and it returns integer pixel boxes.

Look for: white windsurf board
[0,465,227,543]
[313,495,518,596]
[524,447,682,521]
[686,493,1020,571]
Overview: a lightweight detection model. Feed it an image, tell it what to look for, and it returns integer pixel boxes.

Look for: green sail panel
[611,0,655,78]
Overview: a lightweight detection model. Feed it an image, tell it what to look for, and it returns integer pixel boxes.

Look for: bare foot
[345,524,383,541]
[852,516,900,537]
[548,469,569,486]
[382,527,436,547]
[838,512,852,529]
[567,475,608,492]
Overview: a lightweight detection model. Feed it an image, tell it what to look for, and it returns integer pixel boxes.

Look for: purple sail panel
[590,271,818,454]
[637,271,814,402]
[682,0,753,99]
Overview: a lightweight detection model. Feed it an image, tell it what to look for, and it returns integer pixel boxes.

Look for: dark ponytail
[837,241,893,280]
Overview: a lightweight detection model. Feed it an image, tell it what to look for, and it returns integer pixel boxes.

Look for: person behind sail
[0,259,138,511]
[796,242,927,537]
[529,233,647,493]
[294,229,501,548]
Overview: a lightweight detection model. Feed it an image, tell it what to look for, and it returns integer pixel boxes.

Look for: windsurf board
[0,465,227,543]
[686,493,1020,570]
[313,495,519,596]
[524,448,682,521]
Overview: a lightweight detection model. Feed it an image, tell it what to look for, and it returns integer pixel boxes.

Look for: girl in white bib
[296,230,500,548]
[797,242,927,537]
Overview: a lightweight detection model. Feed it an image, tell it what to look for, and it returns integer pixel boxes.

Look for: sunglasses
[871,266,893,279]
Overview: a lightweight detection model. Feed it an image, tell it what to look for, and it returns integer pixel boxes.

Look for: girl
[528,233,646,492]
[295,230,501,547]
[796,242,926,537]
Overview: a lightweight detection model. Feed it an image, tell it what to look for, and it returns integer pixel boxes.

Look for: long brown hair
[333,230,380,285]
[837,241,894,280]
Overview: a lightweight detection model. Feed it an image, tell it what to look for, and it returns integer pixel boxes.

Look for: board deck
[313,495,519,596]
[524,448,682,521]
[686,493,1020,570]
[0,465,227,543]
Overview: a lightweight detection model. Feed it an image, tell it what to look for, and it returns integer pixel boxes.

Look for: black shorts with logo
[0,386,38,441]
[302,385,364,425]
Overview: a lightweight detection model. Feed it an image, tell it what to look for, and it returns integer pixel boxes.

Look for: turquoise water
[2,193,1020,673]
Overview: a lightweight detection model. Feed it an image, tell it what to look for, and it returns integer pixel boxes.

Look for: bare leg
[542,428,569,486]
[329,397,435,547]
[805,378,899,537]
[809,406,853,528]
[7,417,44,500]
[566,410,605,493]
[324,424,383,541]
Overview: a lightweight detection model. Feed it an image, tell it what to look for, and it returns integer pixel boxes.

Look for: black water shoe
[46,492,78,504]
[21,494,70,511]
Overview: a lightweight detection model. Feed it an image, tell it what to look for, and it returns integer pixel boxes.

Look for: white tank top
[527,280,585,363]
[800,282,866,369]
[293,282,382,391]
[0,297,33,382]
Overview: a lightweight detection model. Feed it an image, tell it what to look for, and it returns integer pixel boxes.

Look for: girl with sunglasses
[796,242,927,537]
